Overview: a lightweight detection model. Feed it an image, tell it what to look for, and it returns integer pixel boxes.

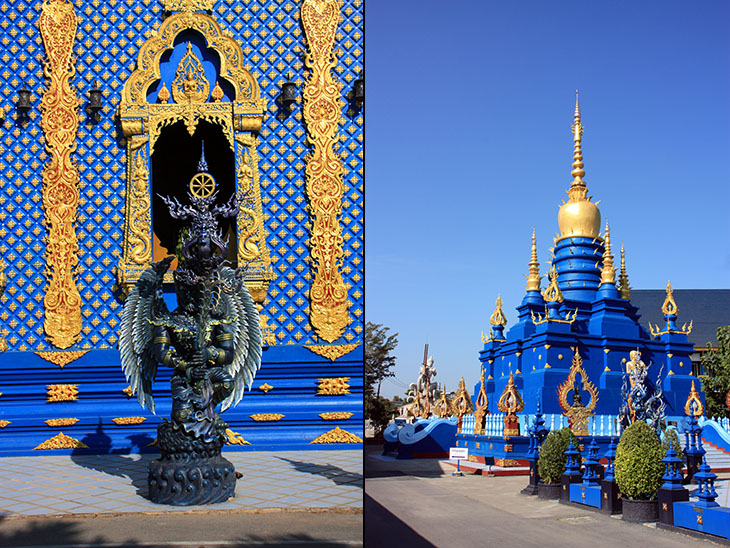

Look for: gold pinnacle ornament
[618,243,631,299]
[600,221,616,285]
[525,227,541,292]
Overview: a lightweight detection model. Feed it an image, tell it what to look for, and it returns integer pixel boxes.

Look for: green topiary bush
[661,428,685,464]
[537,427,576,484]
[614,420,664,500]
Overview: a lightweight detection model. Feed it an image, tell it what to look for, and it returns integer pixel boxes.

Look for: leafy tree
[615,420,664,500]
[701,326,730,419]
[365,396,398,437]
[365,322,398,398]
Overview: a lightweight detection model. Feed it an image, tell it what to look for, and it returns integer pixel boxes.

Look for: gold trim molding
[34,432,88,450]
[36,350,89,368]
[310,426,362,444]
[117,11,273,307]
[319,412,353,420]
[44,418,79,427]
[305,344,359,361]
[301,0,351,342]
[317,377,350,395]
[250,413,284,422]
[46,384,79,402]
[112,416,147,425]
[39,0,82,349]
[163,0,214,13]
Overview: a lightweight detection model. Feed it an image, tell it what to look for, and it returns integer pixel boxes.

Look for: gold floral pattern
[35,350,89,368]
[44,418,79,427]
[46,384,79,402]
[34,432,88,450]
[319,412,353,420]
[250,413,284,422]
[310,426,362,444]
[112,417,147,425]
[316,377,350,396]
[304,344,359,361]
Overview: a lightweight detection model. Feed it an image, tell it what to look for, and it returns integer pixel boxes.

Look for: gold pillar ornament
[543,265,564,304]
[39,0,82,348]
[433,384,450,419]
[618,243,631,299]
[600,221,616,285]
[525,228,541,292]
[497,371,525,436]
[451,377,474,419]
[489,295,507,327]
[301,0,351,342]
[557,92,601,240]
[684,380,704,417]
[473,369,489,435]
[661,280,678,316]
[557,348,598,436]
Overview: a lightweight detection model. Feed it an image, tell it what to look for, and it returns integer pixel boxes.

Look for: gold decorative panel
[225,428,250,445]
[317,377,350,396]
[34,432,88,450]
[44,418,79,427]
[38,0,82,349]
[36,350,89,368]
[319,412,353,420]
[305,344,359,361]
[250,413,284,422]
[46,384,79,402]
[112,416,147,425]
[310,426,362,444]
[258,383,273,393]
[162,0,214,13]
[301,0,351,342]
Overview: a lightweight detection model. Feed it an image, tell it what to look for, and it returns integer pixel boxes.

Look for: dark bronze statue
[119,153,261,505]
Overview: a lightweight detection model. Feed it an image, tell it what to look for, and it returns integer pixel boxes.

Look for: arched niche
[117,11,274,309]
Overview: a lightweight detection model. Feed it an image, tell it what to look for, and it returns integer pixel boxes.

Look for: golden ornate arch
[116,11,274,312]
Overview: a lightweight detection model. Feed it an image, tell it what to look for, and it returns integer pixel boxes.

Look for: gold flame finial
[543,265,564,303]
[526,227,541,292]
[684,380,704,417]
[489,294,508,326]
[618,243,631,299]
[661,280,678,316]
[600,221,616,285]
[558,92,601,239]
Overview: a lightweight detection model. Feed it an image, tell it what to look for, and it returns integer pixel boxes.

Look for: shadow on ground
[277,456,363,487]
[364,446,449,479]
[70,420,156,497]
[0,514,136,548]
[364,494,435,547]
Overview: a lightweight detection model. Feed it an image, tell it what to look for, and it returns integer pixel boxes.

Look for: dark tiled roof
[630,289,730,349]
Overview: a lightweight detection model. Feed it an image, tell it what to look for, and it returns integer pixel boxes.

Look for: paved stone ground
[0,450,362,517]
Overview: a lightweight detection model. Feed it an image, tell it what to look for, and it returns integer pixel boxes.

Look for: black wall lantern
[353,70,364,107]
[17,83,31,115]
[88,81,103,118]
[281,73,297,109]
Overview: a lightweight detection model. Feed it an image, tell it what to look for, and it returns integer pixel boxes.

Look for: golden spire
[525,227,541,292]
[661,280,678,316]
[557,92,601,239]
[489,294,507,326]
[543,265,564,303]
[569,91,587,199]
[618,243,631,299]
[600,221,616,285]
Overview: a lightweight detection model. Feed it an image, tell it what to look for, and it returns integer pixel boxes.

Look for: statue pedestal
[148,420,237,505]
[503,413,520,436]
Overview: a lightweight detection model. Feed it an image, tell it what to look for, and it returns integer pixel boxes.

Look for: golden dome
[557,93,601,239]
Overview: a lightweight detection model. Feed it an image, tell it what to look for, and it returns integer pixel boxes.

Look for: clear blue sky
[365,0,730,399]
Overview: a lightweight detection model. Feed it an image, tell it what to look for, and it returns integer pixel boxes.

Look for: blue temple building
[478,96,697,421]
[0,0,363,455]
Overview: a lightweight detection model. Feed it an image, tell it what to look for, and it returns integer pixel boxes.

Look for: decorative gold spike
[542,265,564,303]
[618,243,631,299]
[661,280,678,316]
[684,380,704,417]
[600,221,616,285]
[489,294,508,327]
[569,91,587,198]
[526,228,541,292]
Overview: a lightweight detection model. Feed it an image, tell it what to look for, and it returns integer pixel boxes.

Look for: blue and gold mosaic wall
[0,0,363,454]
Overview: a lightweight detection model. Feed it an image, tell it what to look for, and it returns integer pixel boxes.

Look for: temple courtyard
[365,445,728,547]
[0,449,362,547]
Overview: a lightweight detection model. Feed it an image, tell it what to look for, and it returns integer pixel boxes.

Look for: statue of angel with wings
[119,153,261,505]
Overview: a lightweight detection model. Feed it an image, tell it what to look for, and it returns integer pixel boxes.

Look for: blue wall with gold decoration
[0,0,363,455]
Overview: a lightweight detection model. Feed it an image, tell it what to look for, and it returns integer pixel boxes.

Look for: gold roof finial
[525,227,541,292]
[489,294,508,326]
[543,265,564,303]
[618,243,631,299]
[684,380,704,417]
[661,280,678,316]
[557,92,601,239]
[600,221,616,285]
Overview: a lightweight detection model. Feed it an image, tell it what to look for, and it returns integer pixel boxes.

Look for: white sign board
[449,447,468,460]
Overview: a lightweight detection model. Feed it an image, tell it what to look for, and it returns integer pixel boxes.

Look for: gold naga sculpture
[472,368,489,434]
[451,377,474,432]
[557,348,598,436]
[497,371,525,436]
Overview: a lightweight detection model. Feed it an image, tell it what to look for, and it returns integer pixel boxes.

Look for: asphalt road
[365,446,723,548]
[0,509,363,548]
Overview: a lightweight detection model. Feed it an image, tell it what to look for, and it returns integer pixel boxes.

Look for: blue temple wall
[0,0,363,454]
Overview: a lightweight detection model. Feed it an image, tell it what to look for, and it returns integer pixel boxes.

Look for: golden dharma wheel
[189,172,216,198]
